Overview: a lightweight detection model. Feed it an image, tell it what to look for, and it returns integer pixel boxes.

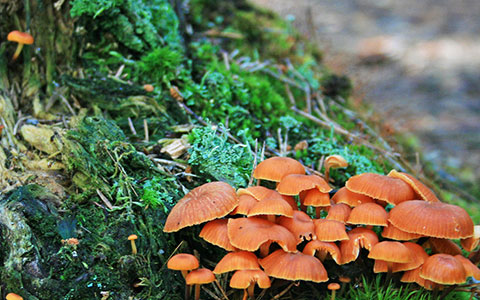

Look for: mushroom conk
[7,30,34,61]
[164,181,238,232]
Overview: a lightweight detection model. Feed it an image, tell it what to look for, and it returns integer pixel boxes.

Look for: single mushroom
[167,253,199,300]
[230,269,271,300]
[368,241,413,282]
[213,251,260,274]
[7,30,34,61]
[199,219,236,251]
[324,154,348,183]
[185,268,216,300]
[6,293,23,300]
[128,234,138,255]
[328,283,341,300]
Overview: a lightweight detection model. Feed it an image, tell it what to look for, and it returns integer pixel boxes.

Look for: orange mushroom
[419,254,467,285]
[388,200,474,239]
[332,187,374,207]
[328,283,341,300]
[326,203,352,223]
[164,181,238,232]
[7,30,34,61]
[313,219,349,242]
[253,157,305,183]
[345,173,415,205]
[199,219,236,251]
[347,202,388,227]
[185,268,216,300]
[303,240,342,264]
[324,154,348,183]
[6,293,23,300]
[340,227,379,264]
[368,241,413,281]
[387,170,440,202]
[259,249,329,283]
[213,251,260,274]
[128,234,138,255]
[230,194,259,216]
[247,190,294,222]
[277,210,316,244]
[230,269,271,300]
[167,253,199,300]
[381,221,423,241]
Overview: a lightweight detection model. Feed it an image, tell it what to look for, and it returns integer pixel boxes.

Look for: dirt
[253,0,480,184]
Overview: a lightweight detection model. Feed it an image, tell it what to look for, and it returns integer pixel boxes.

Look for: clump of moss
[188,125,253,188]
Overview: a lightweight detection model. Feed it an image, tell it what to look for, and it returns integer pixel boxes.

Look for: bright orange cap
[6,293,23,300]
[7,30,34,44]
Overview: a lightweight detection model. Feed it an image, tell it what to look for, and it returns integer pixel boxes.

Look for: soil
[253,0,480,184]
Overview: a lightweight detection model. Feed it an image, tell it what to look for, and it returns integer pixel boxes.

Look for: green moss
[188,125,253,188]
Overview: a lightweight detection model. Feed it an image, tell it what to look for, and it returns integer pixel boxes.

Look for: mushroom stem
[385,262,393,283]
[325,167,331,184]
[330,290,336,300]
[242,289,248,300]
[315,207,322,219]
[185,284,191,300]
[267,215,276,223]
[259,243,270,257]
[194,284,201,300]
[247,283,255,299]
[130,239,137,255]
[12,43,24,61]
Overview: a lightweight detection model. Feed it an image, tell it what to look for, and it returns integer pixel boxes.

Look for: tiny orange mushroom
[7,30,34,61]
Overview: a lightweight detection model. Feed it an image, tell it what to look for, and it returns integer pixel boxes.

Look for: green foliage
[140,176,183,212]
[343,276,470,300]
[188,125,253,188]
[138,47,183,83]
[70,0,122,18]
[301,130,385,184]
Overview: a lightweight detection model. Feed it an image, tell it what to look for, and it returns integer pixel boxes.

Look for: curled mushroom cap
[325,155,348,169]
[427,238,462,256]
[387,170,440,202]
[277,210,316,244]
[227,217,297,253]
[454,255,480,280]
[374,242,428,273]
[229,269,271,289]
[369,241,413,264]
[230,194,259,216]
[345,173,415,205]
[401,267,438,290]
[247,190,294,218]
[340,227,379,264]
[419,254,467,285]
[461,225,480,252]
[164,182,238,232]
[214,251,260,274]
[388,200,474,239]
[260,249,328,283]
[326,203,352,223]
[303,240,342,264]
[253,157,305,182]
[277,174,331,195]
[381,221,423,241]
[313,219,349,242]
[199,219,235,251]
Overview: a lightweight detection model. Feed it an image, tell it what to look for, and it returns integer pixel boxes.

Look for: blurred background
[253,0,480,194]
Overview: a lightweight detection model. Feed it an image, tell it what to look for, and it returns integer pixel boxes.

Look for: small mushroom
[324,155,348,183]
[128,234,138,255]
[7,30,34,61]
[167,253,199,300]
[186,268,216,300]
[328,283,340,300]
[6,293,23,300]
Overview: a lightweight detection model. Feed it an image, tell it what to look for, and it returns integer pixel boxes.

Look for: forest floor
[253,0,480,190]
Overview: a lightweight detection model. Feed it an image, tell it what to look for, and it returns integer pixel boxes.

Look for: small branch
[152,158,188,170]
[143,119,149,142]
[127,117,137,135]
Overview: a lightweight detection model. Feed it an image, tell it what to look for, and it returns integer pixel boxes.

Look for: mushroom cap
[461,225,480,252]
[214,251,260,274]
[185,268,216,285]
[325,155,348,169]
[381,221,423,241]
[199,219,236,251]
[230,194,259,216]
[387,170,440,202]
[345,173,415,205]
[237,186,272,200]
[302,188,331,207]
[374,242,428,273]
[326,203,352,223]
[347,202,388,226]
[247,190,294,218]
[6,293,23,300]
[454,255,480,280]
[427,238,462,256]
[401,267,438,290]
[303,240,342,264]
[277,174,332,195]
[230,269,271,289]
[388,200,474,239]
[253,157,305,182]
[327,283,341,290]
[419,254,467,285]
[332,187,374,207]
[340,227,379,264]
[227,217,297,253]
[167,253,199,271]
[164,182,238,232]
[277,210,316,244]
[313,219,349,242]
[368,241,413,263]
[259,249,328,283]
[7,30,34,44]
[128,234,138,240]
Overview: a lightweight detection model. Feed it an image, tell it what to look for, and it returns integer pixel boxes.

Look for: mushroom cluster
[164,156,480,298]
